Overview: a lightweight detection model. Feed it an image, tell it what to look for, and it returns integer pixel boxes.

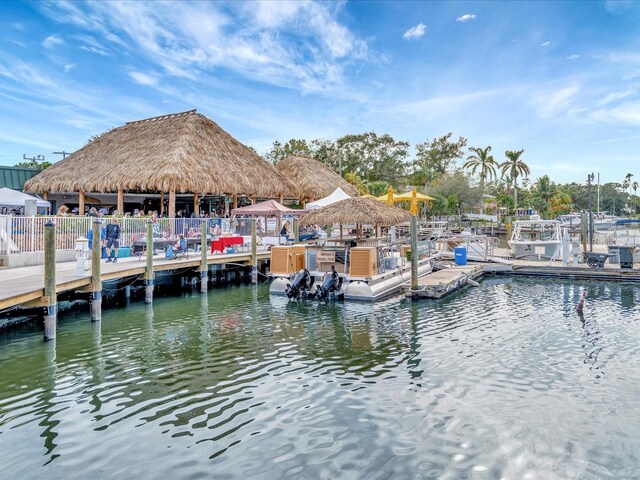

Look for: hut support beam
[117,188,124,213]
[251,195,256,205]
[168,189,176,219]
[278,193,283,204]
[193,193,199,217]
[232,194,238,210]
[79,191,85,215]
[160,192,165,215]
[42,192,48,201]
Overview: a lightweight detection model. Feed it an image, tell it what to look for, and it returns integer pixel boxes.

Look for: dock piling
[90,220,102,321]
[145,221,154,304]
[410,216,418,291]
[200,220,208,293]
[251,218,257,284]
[43,221,57,341]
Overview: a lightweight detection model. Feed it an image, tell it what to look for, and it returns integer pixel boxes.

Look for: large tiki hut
[24,110,298,216]
[275,156,358,206]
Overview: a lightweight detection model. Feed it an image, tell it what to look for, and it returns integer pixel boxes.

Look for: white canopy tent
[305,187,352,210]
[0,187,50,208]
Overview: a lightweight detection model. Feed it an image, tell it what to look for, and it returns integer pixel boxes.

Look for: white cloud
[591,102,640,125]
[456,14,476,23]
[39,1,370,95]
[541,41,550,47]
[64,64,75,73]
[403,23,426,40]
[597,86,637,106]
[129,71,159,87]
[532,85,579,118]
[566,54,580,60]
[42,35,64,48]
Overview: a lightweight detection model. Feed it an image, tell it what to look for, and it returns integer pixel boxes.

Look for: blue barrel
[454,246,467,266]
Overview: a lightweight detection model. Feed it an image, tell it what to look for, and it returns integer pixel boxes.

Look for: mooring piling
[90,220,102,321]
[43,221,57,341]
[251,218,257,284]
[145,221,154,304]
[410,215,418,291]
[200,220,208,293]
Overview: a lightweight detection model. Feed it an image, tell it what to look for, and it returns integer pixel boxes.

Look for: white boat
[269,240,433,302]
[559,212,621,231]
[508,219,563,260]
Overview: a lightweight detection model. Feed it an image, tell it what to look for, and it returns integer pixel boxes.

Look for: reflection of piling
[410,216,418,290]
[90,220,102,321]
[251,219,257,284]
[145,221,154,304]
[200,221,208,293]
[44,221,57,341]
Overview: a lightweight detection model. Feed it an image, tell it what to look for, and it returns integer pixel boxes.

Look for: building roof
[275,155,358,199]
[23,110,297,198]
[0,166,39,191]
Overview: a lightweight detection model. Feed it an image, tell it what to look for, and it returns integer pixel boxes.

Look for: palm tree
[462,146,498,214]
[500,149,529,212]
[633,180,639,213]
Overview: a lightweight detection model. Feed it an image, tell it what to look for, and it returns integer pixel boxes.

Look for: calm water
[1,278,640,479]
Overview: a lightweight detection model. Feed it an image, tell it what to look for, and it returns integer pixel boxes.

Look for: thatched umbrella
[24,110,298,216]
[275,155,358,204]
[299,197,410,226]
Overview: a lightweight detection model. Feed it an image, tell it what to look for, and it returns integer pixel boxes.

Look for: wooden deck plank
[0,251,269,310]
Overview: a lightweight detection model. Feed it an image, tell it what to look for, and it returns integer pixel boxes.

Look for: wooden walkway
[0,250,270,311]
[404,264,484,299]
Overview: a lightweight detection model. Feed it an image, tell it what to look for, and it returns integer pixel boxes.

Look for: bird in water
[576,292,586,314]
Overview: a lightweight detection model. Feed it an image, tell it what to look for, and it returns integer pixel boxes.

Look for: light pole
[587,173,594,252]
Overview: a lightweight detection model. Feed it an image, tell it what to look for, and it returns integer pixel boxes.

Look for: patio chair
[174,237,188,260]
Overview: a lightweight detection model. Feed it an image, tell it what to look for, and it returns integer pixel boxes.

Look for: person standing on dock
[105,217,121,263]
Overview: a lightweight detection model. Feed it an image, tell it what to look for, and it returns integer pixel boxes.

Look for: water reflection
[0,278,639,478]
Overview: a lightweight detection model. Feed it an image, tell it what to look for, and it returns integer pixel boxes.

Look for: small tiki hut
[23,110,298,216]
[300,197,410,230]
[275,156,358,207]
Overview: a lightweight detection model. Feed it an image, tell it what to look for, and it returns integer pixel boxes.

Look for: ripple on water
[0,279,639,478]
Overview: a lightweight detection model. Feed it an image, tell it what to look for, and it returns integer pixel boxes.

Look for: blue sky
[1,0,639,184]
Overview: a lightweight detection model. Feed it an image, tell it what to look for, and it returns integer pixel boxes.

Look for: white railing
[0,216,238,255]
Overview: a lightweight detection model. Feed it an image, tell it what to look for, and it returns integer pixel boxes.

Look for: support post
[293,218,299,243]
[42,192,48,201]
[117,187,124,213]
[200,220,208,293]
[232,194,238,210]
[145,221,154,303]
[44,221,56,341]
[194,193,199,217]
[278,193,284,204]
[410,215,418,292]
[251,218,257,284]
[160,191,165,215]
[168,188,176,219]
[79,191,85,216]
[251,194,257,205]
[587,173,594,252]
[91,220,102,321]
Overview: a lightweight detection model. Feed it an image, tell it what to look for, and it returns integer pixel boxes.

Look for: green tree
[264,139,312,164]
[412,133,467,186]
[367,181,388,197]
[14,157,52,170]
[334,132,409,186]
[462,146,498,213]
[549,192,572,218]
[429,170,482,214]
[500,149,529,212]
[344,172,369,195]
[632,181,639,213]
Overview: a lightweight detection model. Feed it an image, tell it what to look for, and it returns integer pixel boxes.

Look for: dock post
[410,215,418,291]
[43,221,57,341]
[251,218,257,284]
[124,285,131,300]
[145,221,154,304]
[90,220,102,321]
[200,220,208,293]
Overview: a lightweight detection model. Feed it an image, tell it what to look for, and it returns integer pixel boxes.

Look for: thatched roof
[24,110,297,197]
[275,156,358,199]
[299,197,411,226]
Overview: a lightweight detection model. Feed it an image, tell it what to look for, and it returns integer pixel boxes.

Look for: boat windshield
[512,222,560,242]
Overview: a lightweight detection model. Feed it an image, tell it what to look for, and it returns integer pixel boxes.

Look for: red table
[211,236,244,253]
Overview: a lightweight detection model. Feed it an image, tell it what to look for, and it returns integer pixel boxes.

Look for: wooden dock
[403,264,484,299]
[0,250,270,311]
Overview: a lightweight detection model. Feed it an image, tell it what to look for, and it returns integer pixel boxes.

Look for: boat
[559,212,621,231]
[508,217,564,260]
[269,238,433,302]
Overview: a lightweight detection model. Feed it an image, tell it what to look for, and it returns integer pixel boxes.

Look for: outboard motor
[316,267,339,300]
[286,268,311,299]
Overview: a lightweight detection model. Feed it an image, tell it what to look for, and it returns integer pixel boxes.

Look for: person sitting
[280,221,290,241]
[186,227,198,238]
[57,205,69,216]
